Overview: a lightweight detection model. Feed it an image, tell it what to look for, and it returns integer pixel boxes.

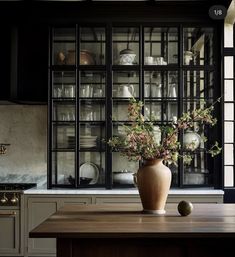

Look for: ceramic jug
[168,84,177,98]
[118,84,134,97]
[183,130,201,150]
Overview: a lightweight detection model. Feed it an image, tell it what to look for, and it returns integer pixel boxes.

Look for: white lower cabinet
[0,210,20,256]
[25,196,92,257]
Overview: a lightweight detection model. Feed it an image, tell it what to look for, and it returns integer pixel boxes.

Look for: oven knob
[10,194,19,204]
[0,193,8,204]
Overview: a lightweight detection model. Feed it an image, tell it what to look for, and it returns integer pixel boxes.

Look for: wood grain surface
[29,204,235,238]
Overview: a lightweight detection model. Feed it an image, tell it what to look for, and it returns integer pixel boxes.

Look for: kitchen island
[29,204,235,257]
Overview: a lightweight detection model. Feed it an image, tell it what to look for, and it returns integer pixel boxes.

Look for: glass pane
[113,27,139,65]
[144,101,162,121]
[224,166,234,187]
[224,103,234,120]
[224,23,233,48]
[80,100,105,121]
[80,27,106,65]
[79,152,105,185]
[113,101,129,121]
[53,103,75,122]
[183,70,214,99]
[144,27,178,65]
[79,123,105,150]
[53,71,76,98]
[224,122,234,143]
[224,144,234,165]
[224,56,234,79]
[183,100,212,114]
[53,28,76,65]
[183,152,212,186]
[183,28,213,66]
[144,71,178,98]
[144,101,178,122]
[113,71,139,98]
[224,80,234,101]
[112,152,138,186]
[52,124,75,150]
[80,71,106,98]
[52,152,75,185]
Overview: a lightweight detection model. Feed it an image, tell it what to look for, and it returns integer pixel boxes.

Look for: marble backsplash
[0,105,47,184]
[0,172,47,187]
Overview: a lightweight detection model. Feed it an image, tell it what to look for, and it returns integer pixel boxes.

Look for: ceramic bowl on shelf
[80,50,95,65]
[80,177,93,185]
[113,170,134,185]
[119,48,136,65]
[66,50,76,65]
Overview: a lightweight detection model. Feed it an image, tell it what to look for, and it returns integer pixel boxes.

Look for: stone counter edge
[24,188,224,195]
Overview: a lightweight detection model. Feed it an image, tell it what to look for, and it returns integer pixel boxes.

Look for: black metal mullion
[48,26,53,189]
[76,25,80,188]
[214,23,223,189]
[139,25,143,102]
[179,25,184,188]
[139,25,144,170]
[106,23,113,189]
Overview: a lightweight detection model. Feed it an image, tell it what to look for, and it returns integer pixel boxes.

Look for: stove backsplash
[0,105,47,185]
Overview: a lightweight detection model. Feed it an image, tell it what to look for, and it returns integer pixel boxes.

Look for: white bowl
[119,54,136,65]
[113,171,134,184]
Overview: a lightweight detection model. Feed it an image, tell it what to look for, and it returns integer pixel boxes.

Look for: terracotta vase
[137,159,172,214]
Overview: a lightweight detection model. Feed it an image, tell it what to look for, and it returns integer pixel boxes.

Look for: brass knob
[10,193,19,204]
[0,193,8,204]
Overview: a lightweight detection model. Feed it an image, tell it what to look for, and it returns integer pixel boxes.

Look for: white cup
[145,56,154,65]
[144,84,150,97]
[94,88,103,97]
[151,84,162,97]
[64,85,75,98]
[155,57,164,65]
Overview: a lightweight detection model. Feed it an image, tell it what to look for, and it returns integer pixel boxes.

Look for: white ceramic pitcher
[118,84,134,97]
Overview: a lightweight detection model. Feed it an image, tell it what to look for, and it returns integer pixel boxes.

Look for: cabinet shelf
[53,40,76,43]
[112,65,140,71]
[79,148,105,152]
[52,121,75,125]
[52,98,76,101]
[52,149,75,152]
[51,65,76,71]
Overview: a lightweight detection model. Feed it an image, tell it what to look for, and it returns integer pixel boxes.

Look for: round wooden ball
[177,200,193,216]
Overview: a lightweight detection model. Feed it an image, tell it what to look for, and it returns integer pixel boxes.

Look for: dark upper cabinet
[11,24,48,103]
[0,26,11,101]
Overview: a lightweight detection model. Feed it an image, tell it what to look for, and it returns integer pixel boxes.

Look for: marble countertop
[24,188,224,195]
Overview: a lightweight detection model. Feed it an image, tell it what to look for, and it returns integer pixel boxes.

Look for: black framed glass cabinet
[48,24,219,189]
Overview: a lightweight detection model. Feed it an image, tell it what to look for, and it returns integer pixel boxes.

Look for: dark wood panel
[30,204,235,238]
[0,1,231,23]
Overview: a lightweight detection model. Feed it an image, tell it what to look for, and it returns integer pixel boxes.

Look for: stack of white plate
[80,135,97,148]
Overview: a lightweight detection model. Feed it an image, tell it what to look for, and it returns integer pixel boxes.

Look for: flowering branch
[108,98,221,165]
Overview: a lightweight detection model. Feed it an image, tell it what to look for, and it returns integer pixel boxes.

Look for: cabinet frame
[48,22,222,189]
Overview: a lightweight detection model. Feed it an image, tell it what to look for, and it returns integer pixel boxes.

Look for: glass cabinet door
[80,27,106,65]
[183,28,214,66]
[51,71,76,186]
[113,27,139,65]
[48,24,218,189]
[182,69,215,186]
[78,69,106,186]
[52,28,76,66]
[181,27,215,187]
[144,27,178,65]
